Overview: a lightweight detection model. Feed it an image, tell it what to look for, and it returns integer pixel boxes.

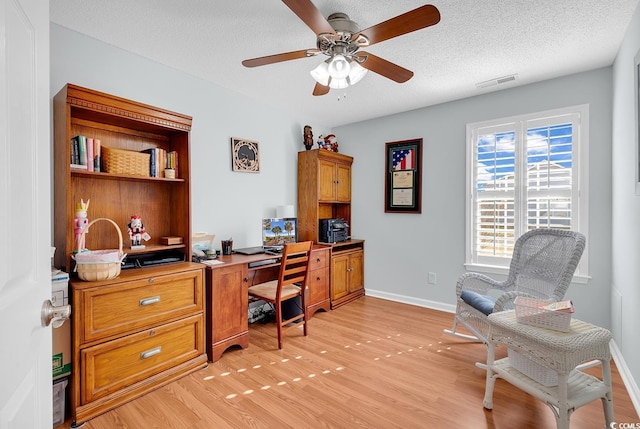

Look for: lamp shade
[348,61,368,85]
[329,77,349,89]
[327,54,350,79]
[276,205,295,219]
[310,61,330,86]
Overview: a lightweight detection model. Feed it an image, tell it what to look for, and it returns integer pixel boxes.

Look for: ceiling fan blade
[356,5,440,46]
[313,82,330,96]
[358,51,413,83]
[282,0,335,35]
[242,49,319,67]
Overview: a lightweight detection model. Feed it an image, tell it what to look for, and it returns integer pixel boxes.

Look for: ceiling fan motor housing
[317,13,368,57]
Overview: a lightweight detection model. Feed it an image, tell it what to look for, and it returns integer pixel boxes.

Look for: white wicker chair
[445,228,586,346]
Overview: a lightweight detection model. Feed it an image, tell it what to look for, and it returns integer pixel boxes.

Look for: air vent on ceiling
[476,74,518,89]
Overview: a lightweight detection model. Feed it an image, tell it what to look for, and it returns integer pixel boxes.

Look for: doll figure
[303,125,314,150]
[73,199,90,253]
[324,134,339,152]
[128,215,151,248]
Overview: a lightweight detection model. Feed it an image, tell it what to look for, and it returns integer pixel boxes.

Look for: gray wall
[335,68,613,328]
[612,1,640,406]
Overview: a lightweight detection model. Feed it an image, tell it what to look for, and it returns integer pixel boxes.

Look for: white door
[0,0,52,427]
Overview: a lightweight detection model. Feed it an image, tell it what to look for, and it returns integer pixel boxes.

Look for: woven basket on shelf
[102,146,150,177]
[73,217,126,281]
[514,296,572,332]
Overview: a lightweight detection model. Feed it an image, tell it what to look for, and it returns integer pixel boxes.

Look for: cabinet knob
[148,278,154,283]
[244,277,249,283]
[316,276,321,281]
[316,258,321,263]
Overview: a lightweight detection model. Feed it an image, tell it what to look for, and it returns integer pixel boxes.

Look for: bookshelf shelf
[70,169,186,183]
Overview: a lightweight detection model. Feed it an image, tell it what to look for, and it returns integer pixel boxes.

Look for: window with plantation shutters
[466,105,589,278]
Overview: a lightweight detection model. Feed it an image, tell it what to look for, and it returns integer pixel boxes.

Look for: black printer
[319,218,349,243]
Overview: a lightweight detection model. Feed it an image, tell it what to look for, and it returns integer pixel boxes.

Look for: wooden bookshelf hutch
[53,84,207,425]
[297,149,365,308]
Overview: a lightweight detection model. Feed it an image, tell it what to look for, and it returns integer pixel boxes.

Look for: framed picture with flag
[385,138,422,213]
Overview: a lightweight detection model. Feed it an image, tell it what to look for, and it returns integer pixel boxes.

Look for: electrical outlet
[428,272,437,284]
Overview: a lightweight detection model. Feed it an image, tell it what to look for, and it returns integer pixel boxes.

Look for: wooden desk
[204,244,330,361]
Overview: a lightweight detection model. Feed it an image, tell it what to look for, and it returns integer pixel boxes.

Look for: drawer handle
[140,296,160,306]
[140,346,161,360]
[316,258,321,263]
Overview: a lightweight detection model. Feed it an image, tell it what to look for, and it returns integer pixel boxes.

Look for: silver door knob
[41,300,71,328]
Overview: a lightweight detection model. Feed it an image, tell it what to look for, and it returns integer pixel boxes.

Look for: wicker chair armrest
[456,272,508,297]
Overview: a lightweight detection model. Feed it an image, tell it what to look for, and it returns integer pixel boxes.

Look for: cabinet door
[347,251,364,293]
[210,264,248,343]
[331,254,350,301]
[319,159,337,201]
[336,163,351,202]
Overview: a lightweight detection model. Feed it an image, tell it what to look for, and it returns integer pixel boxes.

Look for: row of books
[142,148,179,178]
[70,135,179,177]
[70,135,101,171]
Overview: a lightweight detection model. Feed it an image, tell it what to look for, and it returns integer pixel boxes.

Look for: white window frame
[465,105,589,283]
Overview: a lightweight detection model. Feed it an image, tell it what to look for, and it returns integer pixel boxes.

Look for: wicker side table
[484,311,614,429]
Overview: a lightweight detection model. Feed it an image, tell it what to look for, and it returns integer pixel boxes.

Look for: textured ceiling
[50,0,639,127]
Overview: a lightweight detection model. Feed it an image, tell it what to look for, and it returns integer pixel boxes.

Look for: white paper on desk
[201,259,224,266]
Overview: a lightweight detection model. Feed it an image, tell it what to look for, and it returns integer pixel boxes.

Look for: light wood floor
[60,296,639,429]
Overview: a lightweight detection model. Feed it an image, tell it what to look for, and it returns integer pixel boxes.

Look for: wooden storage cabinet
[53,84,207,425]
[330,241,365,308]
[298,150,353,243]
[70,263,207,425]
[298,149,365,308]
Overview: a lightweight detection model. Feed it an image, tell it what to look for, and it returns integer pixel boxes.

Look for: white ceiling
[50,0,639,127]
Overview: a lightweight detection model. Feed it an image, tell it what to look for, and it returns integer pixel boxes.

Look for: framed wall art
[231,137,260,173]
[384,138,422,213]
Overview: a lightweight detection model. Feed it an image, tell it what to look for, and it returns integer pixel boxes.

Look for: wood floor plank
[58,296,639,429]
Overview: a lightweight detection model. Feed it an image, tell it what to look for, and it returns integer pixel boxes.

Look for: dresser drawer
[81,314,204,403]
[308,267,329,303]
[79,269,203,343]
[309,248,329,271]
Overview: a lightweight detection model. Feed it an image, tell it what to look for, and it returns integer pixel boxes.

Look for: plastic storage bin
[52,378,68,426]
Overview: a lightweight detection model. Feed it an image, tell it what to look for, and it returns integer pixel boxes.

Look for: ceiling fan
[242,0,441,96]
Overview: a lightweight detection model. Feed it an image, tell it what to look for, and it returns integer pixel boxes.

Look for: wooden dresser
[69,262,207,425]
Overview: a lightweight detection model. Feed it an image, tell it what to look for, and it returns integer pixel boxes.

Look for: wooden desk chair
[248,241,313,349]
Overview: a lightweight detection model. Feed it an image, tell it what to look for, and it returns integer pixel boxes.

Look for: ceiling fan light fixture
[329,77,349,89]
[348,61,368,85]
[327,54,350,79]
[310,61,330,86]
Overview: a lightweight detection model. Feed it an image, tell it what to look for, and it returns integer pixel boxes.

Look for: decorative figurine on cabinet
[323,134,339,152]
[127,215,151,249]
[303,125,313,150]
[73,199,90,253]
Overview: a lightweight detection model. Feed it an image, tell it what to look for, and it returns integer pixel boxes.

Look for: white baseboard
[365,289,456,314]
[365,289,640,417]
[610,340,640,416]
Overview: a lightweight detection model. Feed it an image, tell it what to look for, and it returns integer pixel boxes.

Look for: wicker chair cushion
[461,290,496,316]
